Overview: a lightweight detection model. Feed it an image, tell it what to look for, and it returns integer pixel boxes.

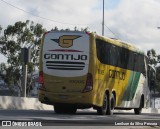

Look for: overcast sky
[0,0,160,63]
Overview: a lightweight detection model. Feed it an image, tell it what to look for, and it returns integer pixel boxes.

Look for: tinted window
[96,38,145,73]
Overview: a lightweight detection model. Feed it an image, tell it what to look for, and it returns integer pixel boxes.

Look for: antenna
[102,0,104,36]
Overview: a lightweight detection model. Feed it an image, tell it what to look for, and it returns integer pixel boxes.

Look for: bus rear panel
[38,31,96,108]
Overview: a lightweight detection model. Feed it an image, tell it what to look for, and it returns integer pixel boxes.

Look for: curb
[0,96,53,110]
[0,96,160,113]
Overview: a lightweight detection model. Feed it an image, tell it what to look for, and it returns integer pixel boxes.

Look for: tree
[147,49,160,92]
[0,25,2,34]
[0,23,89,96]
[155,67,160,92]
[147,49,158,65]
[0,20,46,96]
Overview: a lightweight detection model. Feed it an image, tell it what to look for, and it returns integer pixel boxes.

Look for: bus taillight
[85,31,91,35]
[39,71,46,90]
[83,73,93,92]
[44,31,50,35]
[39,71,44,84]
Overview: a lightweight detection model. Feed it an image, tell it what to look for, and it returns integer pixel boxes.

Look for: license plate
[59,95,68,99]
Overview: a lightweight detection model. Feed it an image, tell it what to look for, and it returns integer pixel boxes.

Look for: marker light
[83,73,93,92]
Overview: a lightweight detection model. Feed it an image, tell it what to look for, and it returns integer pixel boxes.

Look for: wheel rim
[111,94,115,110]
[102,95,107,110]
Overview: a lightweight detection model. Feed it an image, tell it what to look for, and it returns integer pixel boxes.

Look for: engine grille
[46,61,85,70]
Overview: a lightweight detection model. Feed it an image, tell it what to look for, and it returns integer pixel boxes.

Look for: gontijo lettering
[44,53,87,60]
[109,69,125,80]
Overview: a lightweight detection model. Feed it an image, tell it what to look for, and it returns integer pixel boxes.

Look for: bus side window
[110,45,118,66]
[141,55,146,77]
[135,53,140,72]
[128,51,135,71]
[96,39,104,63]
[95,39,101,61]
[134,53,146,76]
[115,46,120,67]
[104,43,110,64]
[96,39,108,64]
[117,47,122,67]
[125,49,129,69]
[134,53,137,71]
[120,48,129,69]
[120,48,125,68]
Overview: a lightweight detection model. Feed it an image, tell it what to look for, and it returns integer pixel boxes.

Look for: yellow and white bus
[38,31,150,115]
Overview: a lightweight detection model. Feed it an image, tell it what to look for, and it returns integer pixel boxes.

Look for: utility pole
[102,0,104,36]
[21,48,31,97]
[22,62,27,97]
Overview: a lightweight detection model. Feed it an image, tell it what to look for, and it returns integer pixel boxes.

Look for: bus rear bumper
[38,89,98,108]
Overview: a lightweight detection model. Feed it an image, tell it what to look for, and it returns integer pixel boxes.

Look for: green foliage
[0,25,2,32]
[1,20,46,66]
[27,62,34,73]
[155,67,160,92]
[51,26,89,32]
[0,20,46,95]
[147,49,160,92]
[147,49,156,56]
[147,49,158,66]
[0,22,89,96]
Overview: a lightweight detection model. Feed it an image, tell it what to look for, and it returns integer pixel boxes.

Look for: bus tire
[111,93,115,114]
[134,96,143,115]
[54,104,77,114]
[66,106,77,114]
[106,93,115,115]
[97,93,108,115]
[54,105,63,114]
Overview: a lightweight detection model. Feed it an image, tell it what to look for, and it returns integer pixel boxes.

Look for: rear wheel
[107,93,115,115]
[97,94,107,115]
[65,106,77,114]
[97,92,115,115]
[54,104,77,114]
[54,104,64,114]
[97,93,108,115]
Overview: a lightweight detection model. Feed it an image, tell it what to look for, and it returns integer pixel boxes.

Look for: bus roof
[45,30,88,35]
[44,31,145,55]
[95,34,145,55]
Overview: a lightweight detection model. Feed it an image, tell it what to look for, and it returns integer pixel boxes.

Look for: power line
[1,0,122,38]
[0,0,90,26]
[104,24,120,39]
